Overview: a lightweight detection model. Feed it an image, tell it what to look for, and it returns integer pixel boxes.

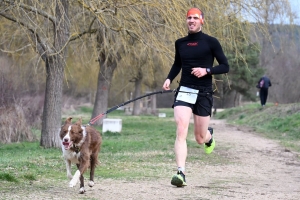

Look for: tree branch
[2,0,56,24]
[69,28,98,41]
[0,12,48,54]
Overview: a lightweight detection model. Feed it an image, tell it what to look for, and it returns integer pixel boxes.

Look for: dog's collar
[72,144,80,153]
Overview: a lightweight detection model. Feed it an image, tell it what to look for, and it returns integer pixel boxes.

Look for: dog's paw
[79,187,86,194]
[69,170,80,187]
[69,179,78,187]
[88,181,95,187]
[69,182,75,188]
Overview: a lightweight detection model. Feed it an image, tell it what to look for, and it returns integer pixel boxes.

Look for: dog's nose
[64,138,69,142]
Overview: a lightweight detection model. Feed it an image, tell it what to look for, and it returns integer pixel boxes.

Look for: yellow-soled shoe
[204,127,215,154]
[204,138,215,154]
[171,171,187,187]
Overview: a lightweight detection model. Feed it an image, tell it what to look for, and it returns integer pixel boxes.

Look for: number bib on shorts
[176,86,199,104]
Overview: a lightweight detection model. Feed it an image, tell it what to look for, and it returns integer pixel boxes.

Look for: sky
[242,0,300,24]
[289,0,300,24]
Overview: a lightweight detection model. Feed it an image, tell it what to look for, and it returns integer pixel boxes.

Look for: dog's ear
[65,117,73,124]
[75,117,82,126]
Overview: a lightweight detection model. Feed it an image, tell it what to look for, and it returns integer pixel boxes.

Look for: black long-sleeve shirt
[166,31,229,88]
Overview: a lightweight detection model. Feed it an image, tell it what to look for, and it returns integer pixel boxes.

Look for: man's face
[186,14,202,33]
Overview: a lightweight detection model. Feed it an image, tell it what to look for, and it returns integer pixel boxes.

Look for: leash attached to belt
[87,89,211,125]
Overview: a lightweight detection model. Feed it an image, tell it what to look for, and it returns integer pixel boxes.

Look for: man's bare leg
[193,115,211,144]
[171,106,192,187]
[194,115,215,154]
[174,106,192,170]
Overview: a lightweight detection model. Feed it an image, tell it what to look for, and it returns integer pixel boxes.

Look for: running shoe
[171,170,187,187]
[204,127,215,154]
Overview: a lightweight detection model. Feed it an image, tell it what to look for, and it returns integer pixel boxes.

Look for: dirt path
[5,119,300,200]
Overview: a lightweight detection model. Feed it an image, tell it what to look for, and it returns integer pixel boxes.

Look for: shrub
[0,104,37,143]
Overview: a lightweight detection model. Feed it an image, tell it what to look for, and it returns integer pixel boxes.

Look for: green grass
[2,102,299,194]
[0,173,19,183]
[0,142,65,183]
[98,111,225,180]
[214,102,300,152]
[0,107,224,190]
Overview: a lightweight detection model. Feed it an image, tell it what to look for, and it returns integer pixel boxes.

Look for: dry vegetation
[0,104,38,143]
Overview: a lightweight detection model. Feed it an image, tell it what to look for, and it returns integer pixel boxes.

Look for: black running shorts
[172,86,213,117]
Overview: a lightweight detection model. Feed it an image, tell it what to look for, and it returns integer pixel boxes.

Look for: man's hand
[162,79,171,90]
[191,67,207,78]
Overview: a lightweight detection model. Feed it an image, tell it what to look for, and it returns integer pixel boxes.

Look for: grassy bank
[214,102,300,152]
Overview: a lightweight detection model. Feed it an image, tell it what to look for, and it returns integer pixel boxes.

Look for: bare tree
[0,0,70,148]
[1,0,295,147]
[91,27,121,125]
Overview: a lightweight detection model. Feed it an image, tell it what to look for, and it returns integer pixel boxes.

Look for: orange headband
[186,8,202,18]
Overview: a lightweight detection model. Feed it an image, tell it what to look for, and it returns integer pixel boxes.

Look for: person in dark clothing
[162,8,229,187]
[257,75,272,107]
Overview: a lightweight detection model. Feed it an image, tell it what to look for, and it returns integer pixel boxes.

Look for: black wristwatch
[206,68,212,75]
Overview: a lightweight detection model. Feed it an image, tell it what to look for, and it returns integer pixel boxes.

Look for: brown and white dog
[59,117,102,194]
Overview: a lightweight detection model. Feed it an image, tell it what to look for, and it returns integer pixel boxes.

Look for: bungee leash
[88,89,211,125]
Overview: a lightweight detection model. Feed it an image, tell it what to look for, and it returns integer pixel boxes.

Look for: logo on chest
[187,42,198,46]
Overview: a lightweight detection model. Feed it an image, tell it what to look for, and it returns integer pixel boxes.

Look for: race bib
[176,86,199,104]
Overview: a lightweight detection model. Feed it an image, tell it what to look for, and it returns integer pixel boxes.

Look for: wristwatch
[206,68,212,75]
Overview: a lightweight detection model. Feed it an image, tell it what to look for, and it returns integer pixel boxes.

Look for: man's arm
[210,37,229,74]
[166,41,182,82]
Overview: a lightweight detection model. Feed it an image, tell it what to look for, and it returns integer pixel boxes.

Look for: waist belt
[179,84,213,93]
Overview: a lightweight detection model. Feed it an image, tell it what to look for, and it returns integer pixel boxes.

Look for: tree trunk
[132,77,142,116]
[91,60,116,126]
[40,0,69,148]
[151,92,157,115]
[40,58,64,148]
[233,91,238,107]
